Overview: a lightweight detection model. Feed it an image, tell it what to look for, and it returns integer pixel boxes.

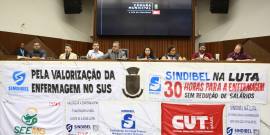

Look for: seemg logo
[21,107,38,125]
[13,71,26,85]
[14,107,46,135]
[227,127,233,135]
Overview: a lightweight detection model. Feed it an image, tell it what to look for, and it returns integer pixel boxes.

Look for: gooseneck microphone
[0,44,10,55]
[52,49,58,58]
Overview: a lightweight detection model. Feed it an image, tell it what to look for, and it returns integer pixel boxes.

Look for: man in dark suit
[13,43,28,56]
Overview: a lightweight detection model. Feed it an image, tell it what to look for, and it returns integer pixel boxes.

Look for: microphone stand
[52,49,58,59]
[0,44,10,55]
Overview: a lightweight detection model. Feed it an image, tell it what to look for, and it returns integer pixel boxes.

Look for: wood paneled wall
[205,41,224,60]
[0,31,36,55]
[204,36,270,61]
[0,31,91,57]
[93,0,195,59]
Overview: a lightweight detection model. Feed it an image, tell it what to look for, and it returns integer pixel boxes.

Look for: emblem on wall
[122,67,143,98]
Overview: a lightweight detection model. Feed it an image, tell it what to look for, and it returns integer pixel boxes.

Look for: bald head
[234,44,243,55]
[20,43,25,49]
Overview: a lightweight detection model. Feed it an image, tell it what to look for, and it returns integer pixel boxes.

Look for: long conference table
[17,59,267,62]
[0,59,269,135]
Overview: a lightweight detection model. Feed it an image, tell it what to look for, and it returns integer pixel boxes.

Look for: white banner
[1,65,123,100]
[145,66,268,104]
[227,105,260,135]
[0,96,63,135]
[66,101,99,135]
[99,102,160,135]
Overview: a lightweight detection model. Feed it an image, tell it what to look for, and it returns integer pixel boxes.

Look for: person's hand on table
[179,57,186,61]
[93,57,98,60]
[226,57,234,61]
[122,56,126,59]
[196,57,202,60]
[183,57,186,60]
[204,57,209,61]
[88,55,92,59]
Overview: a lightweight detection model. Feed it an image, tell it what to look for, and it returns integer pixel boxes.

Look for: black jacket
[13,49,28,56]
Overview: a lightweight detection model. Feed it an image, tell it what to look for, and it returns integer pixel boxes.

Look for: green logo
[21,107,38,125]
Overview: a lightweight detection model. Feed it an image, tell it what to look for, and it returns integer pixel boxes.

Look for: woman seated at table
[161,45,186,60]
[138,46,158,60]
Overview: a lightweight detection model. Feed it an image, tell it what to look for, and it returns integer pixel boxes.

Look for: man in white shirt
[86,41,104,59]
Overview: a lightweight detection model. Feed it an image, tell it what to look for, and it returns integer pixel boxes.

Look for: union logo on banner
[13,71,26,85]
[121,110,135,129]
[161,103,224,135]
[21,107,38,125]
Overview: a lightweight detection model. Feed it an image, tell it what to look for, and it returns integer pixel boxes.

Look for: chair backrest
[108,49,129,58]
[80,56,87,59]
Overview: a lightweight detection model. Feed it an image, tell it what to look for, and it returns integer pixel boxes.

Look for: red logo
[162,103,224,135]
[172,116,209,129]
[49,102,61,106]
[78,132,88,135]
[152,10,160,15]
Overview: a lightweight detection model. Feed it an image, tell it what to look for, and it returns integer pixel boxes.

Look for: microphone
[0,44,10,55]
[52,49,58,58]
[155,50,157,61]
[149,50,157,62]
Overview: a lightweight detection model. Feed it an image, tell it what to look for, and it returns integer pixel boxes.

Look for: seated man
[26,41,47,59]
[86,41,104,59]
[192,43,214,61]
[226,44,253,61]
[13,43,28,56]
[59,44,77,59]
[98,41,126,59]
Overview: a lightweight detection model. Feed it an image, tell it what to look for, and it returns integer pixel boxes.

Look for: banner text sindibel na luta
[146,66,267,104]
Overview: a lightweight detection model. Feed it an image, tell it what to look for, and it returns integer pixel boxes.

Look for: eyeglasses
[34,45,40,47]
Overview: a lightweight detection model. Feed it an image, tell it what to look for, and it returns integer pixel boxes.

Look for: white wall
[0,0,94,42]
[195,0,270,52]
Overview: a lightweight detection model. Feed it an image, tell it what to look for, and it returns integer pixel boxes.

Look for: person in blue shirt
[138,46,158,60]
[13,43,28,56]
[86,41,104,59]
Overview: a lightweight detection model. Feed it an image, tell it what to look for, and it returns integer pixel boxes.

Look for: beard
[234,52,240,55]
[199,50,205,53]
[66,51,70,54]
